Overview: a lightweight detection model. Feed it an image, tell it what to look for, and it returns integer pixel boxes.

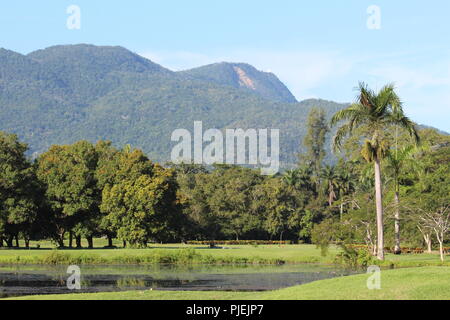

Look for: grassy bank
[0,244,339,265]
[7,267,450,300]
[0,244,449,267]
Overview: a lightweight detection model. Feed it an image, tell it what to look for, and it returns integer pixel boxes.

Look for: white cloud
[368,65,450,89]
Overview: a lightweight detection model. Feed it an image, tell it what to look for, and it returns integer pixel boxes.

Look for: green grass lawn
[0,244,339,265]
[7,267,450,300]
[2,241,449,300]
[0,242,449,266]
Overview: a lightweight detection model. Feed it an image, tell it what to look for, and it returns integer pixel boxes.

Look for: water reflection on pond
[0,264,360,298]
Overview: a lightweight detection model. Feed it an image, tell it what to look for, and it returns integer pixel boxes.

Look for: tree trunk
[0,236,3,247]
[393,191,401,254]
[107,236,113,247]
[365,224,376,256]
[56,229,65,248]
[57,237,64,248]
[15,235,19,248]
[437,231,445,262]
[374,157,385,260]
[418,226,432,254]
[76,236,82,248]
[427,237,432,253]
[6,235,13,248]
[24,237,30,249]
[328,183,335,207]
[372,243,377,256]
[69,232,73,248]
[424,234,432,253]
[87,236,93,249]
[123,240,127,248]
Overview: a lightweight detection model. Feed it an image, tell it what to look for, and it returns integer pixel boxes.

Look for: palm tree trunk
[374,156,385,260]
[328,183,335,207]
[394,190,401,254]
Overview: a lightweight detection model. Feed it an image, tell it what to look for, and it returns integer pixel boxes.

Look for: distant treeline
[0,113,449,250]
[0,132,313,248]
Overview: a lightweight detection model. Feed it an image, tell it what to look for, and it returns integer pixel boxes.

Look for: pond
[0,264,360,298]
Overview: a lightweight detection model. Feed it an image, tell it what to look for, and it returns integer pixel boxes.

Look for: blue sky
[1,0,449,131]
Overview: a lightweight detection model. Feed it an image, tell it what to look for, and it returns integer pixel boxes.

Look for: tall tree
[282,166,315,196]
[171,164,216,241]
[207,166,265,240]
[36,141,99,248]
[331,82,419,260]
[320,165,339,207]
[385,145,415,254]
[100,162,180,247]
[95,141,121,247]
[0,132,39,248]
[257,177,305,242]
[302,107,329,174]
[97,147,155,247]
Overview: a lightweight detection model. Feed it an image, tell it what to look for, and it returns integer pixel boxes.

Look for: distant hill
[4,44,442,169]
[181,62,297,103]
[417,124,449,136]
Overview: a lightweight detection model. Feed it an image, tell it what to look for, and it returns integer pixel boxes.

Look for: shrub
[334,245,377,269]
[42,250,72,265]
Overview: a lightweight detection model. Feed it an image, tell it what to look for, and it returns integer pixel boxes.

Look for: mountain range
[0,44,406,168]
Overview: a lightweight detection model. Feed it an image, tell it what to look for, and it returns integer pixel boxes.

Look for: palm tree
[331,82,419,260]
[335,165,357,220]
[385,145,416,254]
[283,170,299,188]
[320,165,339,207]
[283,166,314,192]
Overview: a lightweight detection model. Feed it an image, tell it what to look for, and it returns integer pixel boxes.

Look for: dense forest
[0,44,347,167]
[1,84,449,261]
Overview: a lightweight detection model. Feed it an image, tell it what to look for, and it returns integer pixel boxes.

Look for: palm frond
[330,103,367,127]
[356,82,376,108]
[374,83,402,117]
[332,123,352,152]
[384,115,420,145]
[385,144,417,178]
[399,116,420,145]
